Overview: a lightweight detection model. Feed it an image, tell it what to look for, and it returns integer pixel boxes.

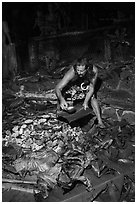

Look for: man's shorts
[63,84,95,106]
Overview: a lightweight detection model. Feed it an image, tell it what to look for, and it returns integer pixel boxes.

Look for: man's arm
[83,65,98,109]
[83,83,94,107]
[92,65,98,86]
[55,67,75,108]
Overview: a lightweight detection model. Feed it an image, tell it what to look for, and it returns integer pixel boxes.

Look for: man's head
[74,58,89,77]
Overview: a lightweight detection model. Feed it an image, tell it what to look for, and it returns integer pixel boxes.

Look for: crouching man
[55,58,105,128]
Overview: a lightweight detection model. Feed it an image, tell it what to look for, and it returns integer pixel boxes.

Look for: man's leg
[90,96,105,128]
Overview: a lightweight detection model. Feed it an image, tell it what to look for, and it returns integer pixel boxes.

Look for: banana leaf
[61,173,124,202]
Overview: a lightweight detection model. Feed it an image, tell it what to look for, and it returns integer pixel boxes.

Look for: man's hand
[83,102,89,110]
[60,99,68,110]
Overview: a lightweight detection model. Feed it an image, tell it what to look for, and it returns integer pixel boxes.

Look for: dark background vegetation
[2,2,135,74]
[2,2,135,39]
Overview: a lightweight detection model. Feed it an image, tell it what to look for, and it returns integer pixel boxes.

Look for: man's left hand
[83,103,89,110]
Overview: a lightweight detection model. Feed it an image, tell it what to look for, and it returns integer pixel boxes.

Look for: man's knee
[90,95,97,104]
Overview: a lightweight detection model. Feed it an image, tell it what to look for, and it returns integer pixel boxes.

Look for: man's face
[76,65,86,77]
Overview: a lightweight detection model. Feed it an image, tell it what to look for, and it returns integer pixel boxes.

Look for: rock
[104,70,120,89]
[12,126,19,132]
[121,111,135,125]
[118,72,135,93]
[120,69,132,80]
[102,107,118,121]
[38,118,47,124]
[21,124,27,129]
[101,98,134,111]
[24,119,33,124]
[100,87,134,111]
[82,123,93,132]
[100,66,123,89]
[118,80,131,91]
[101,88,133,101]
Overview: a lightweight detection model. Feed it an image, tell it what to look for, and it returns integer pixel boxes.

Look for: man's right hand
[60,99,68,110]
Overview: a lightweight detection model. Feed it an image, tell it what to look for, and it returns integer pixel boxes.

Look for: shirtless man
[55,58,105,128]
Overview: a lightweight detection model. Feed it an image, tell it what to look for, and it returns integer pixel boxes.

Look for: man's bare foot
[97,122,105,129]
